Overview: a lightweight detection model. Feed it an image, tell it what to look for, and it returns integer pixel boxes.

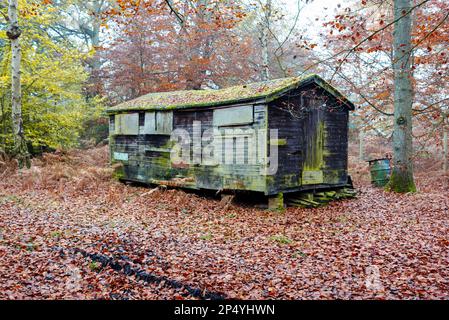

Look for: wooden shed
[107,74,355,207]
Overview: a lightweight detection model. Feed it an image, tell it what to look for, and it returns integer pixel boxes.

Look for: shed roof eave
[106,74,355,113]
[105,97,270,114]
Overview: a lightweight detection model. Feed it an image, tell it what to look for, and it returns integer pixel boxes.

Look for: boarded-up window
[115,113,139,135]
[215,128,257,165]
[109,115,115,133]
[156,111,173,134]
[142,112,156,134]
[141,111,172,134]
[213,105,253,127]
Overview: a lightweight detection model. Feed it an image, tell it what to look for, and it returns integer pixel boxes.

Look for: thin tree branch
[274,0,302,56]
[327,63,394,116]
[329,0,431,81]
[165,0,184,26]
[412,97,449,114]
[299,0,431,78]
[0,7,9,22]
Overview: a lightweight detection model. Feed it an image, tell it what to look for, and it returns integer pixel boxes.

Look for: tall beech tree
[320,0,448,191]
[1,0,101,152]
[389,0,416,192]
[6,0,29,168]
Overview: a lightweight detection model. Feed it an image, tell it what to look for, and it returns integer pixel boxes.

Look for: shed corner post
[268,192,284,212]
[108,113,115,165]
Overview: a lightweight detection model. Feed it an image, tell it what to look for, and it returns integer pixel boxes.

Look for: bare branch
[299,0,432,78]
[0,4,9,22]
[165,0,184,26]
[274,0,302,56]
[327,64,394,116]
[329,0,431,81]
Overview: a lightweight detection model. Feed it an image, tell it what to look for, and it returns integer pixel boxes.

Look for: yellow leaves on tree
[0,0,102,151]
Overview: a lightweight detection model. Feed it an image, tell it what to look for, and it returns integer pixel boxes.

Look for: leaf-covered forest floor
[0,147,448,299]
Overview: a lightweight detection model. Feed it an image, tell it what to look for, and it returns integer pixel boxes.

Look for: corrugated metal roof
[107,74,354,113]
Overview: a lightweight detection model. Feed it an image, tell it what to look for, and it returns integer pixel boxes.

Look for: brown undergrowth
[0,146,448,299]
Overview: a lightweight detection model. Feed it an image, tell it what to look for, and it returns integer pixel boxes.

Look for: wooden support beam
[268,193,284,211]
[219,194,234,211]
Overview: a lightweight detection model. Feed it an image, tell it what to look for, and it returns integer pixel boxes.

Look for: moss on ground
[386,170,417,193]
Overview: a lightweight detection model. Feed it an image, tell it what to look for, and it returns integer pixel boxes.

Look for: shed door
[301,108,325,185]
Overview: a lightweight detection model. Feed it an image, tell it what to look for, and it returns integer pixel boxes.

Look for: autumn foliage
[0,0,448,301]
[321,0,448,151]
[99,0,257,104]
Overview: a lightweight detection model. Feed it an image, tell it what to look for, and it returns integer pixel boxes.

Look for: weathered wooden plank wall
[109,84,349,195]
[267,86,349,194]
[267,92,304,194]
[173,106,267,192]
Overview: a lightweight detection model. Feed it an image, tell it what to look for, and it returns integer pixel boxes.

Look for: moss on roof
[107,74,354,113]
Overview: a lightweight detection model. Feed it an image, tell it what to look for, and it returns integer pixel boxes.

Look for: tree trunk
[359,129,364,161]
[7,0,29,168]
[443,129,448,172]
[260,0,271,81]
[388,0,416,192]
[1,95,5,150]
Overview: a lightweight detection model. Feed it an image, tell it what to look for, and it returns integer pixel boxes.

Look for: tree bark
[1,95,5,150]
[7,0,30,168]
[260,0,271,81]
[359,130,364,161]
[388,0,416,192]
[443,129,448,172]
